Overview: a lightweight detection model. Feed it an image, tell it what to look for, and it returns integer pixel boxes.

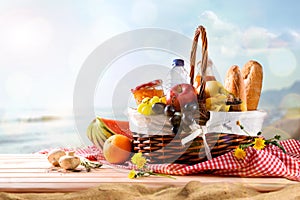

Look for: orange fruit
[103,134,132,164]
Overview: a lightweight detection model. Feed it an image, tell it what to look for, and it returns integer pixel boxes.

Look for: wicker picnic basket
[131,25,256,165]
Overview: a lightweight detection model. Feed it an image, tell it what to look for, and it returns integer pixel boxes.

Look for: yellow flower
[131,152,142,164]
[128,153,175,180]
[234,147,246,160]
[131,153,147,169]
[135,157,147,169]
[128,169,136,179]
[252,137,266,150]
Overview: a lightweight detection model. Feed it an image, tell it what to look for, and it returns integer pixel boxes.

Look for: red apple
[166,83,198,111]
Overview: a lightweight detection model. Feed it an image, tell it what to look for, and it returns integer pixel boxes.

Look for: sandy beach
[1,181,300,200]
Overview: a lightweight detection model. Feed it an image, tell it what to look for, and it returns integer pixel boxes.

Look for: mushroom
[47,149,66,166]
[58,151,81,170]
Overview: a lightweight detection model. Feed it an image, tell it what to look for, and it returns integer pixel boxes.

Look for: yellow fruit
[141,104,152,115]
[159,96,167,104]
[149,96,160,105]
[205,81,230,97]
[137,103,146,114]
[103,135,132,164]
[142,97,150,103]
[206,94,230,112]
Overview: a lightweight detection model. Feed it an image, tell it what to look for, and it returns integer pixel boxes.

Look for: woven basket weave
[133,132,253,164]
[132,25,255,165]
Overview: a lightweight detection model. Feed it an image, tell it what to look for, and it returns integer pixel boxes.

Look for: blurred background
[0,0,299,153]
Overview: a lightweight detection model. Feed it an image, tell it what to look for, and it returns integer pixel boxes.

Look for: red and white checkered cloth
[38,139,300,181]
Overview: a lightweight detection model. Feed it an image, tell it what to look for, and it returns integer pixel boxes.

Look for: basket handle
[189,25,208,95]
[189,25,210,125]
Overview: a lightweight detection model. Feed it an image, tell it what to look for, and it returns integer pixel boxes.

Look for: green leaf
[269,141,286,154]
[274,135,281,140]
[240,143,253,149]
[277,144,286,154]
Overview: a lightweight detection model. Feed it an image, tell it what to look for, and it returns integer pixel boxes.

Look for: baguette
[241,60,263,110]
[224,65,247,111]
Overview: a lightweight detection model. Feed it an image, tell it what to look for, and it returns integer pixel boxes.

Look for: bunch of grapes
[138,96,199,134]
[181,102,200,130]
[137,96,166,115]
[152,101,199,134]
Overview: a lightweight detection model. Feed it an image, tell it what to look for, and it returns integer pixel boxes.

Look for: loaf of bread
[241,60,263,110]
[224,65,247,111]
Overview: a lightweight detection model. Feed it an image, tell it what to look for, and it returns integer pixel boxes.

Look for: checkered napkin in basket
[37,139,300,181]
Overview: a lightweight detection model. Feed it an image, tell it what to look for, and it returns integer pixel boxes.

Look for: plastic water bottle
[166,59,189,90]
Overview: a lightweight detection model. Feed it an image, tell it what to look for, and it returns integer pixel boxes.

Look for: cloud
[270,30,300,48]
[198,10,300,90]
[242,27,276,49]
[200,11,238,36]
[199,10,300,58]
[200,10,243,60]
[200,11,300,52]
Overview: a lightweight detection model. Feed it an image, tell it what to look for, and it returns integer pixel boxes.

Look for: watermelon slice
[98,117,133,139]
[87,117,133,150]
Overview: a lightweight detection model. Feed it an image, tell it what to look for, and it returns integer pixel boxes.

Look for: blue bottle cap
[172,59,184,66]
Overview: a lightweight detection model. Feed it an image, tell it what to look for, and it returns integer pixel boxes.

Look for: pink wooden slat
[0,154,298,193]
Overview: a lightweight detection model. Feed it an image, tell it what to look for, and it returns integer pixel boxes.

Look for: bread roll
[224,65,247,111]
[241,60,263,110]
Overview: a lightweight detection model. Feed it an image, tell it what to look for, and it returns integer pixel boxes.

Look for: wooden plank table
[0,154,298,193]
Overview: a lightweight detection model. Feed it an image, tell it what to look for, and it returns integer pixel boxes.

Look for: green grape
[159,96,167,104]
[142,97,150,104]
[137,103,146,114]
[141,104,152,115]
[149,96,160,105]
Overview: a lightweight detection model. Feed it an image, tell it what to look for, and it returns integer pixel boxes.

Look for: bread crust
[241,60,263,110]
[224,65,247,111]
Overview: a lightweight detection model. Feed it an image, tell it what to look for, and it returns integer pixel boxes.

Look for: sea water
[0,108,124,154]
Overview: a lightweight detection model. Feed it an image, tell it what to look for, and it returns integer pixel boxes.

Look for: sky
[0,0,300,111]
